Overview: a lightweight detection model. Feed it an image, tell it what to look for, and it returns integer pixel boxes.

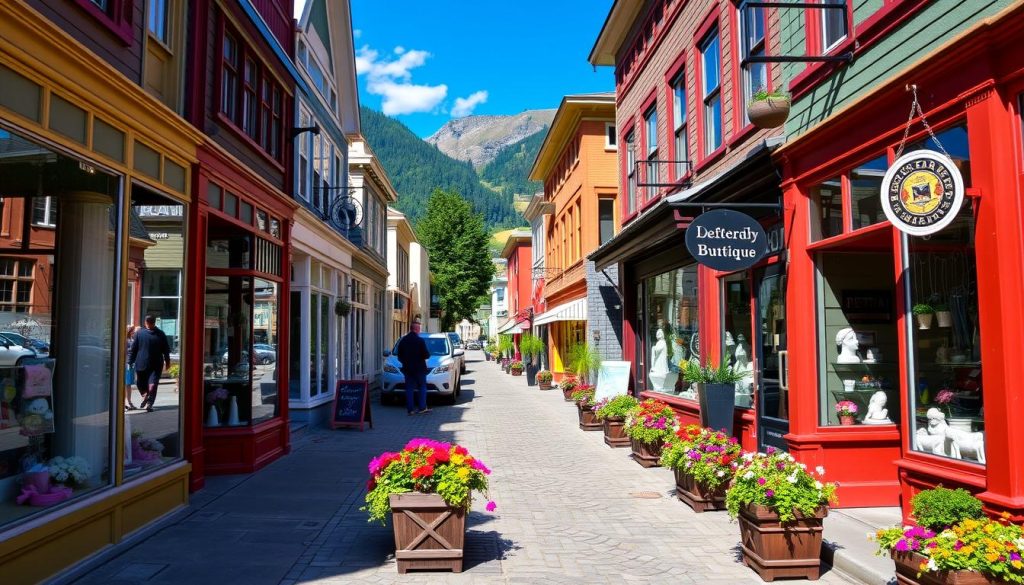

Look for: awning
[533,298,587,326]
[496,318,530,334]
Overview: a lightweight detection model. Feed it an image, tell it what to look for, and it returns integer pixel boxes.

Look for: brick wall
[586,261,623,361]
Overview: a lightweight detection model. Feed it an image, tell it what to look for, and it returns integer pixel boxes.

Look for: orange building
[528,94,620,379]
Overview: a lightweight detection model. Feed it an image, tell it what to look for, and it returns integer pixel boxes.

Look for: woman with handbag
[125,324,139,411]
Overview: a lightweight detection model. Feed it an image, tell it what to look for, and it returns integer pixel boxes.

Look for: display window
[721,273,754,407]
[0,128,121,526]
[642,265,699,397]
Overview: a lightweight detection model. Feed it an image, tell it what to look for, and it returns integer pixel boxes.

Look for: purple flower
[687,450,702,461]
[764,489,775,498]
[486,501,497,512]
[776,462,786,470]
[1010,552,1021,562]
[766,446,777,455]
[757,477,766,486]
[895,539,910,552]
[954,541,964,551]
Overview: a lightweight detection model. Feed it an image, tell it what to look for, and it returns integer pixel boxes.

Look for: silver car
[381,333,464,405]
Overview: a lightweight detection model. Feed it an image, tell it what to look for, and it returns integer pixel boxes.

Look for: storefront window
[906,204,983,464]
[288,290,300,399]
[810,177,843,241]
[0,129,120,527]
[722,274,754,407]
[817,252,900,427]
[850,155,888,230]
[128,191,186,478]
[643,265,699,397]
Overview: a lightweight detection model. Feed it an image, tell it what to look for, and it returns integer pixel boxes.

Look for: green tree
[419,189,495,331]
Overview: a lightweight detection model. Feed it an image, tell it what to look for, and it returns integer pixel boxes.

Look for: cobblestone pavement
[71,352,855,585]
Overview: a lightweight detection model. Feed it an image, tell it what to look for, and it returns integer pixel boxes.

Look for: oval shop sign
[684,209,768,272]
[880,149,965,237]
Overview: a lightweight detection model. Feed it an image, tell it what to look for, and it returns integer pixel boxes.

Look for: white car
[381,333,464,405]
[0,337,37,366]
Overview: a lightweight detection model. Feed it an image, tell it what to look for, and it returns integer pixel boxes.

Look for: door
[754,263,789,451]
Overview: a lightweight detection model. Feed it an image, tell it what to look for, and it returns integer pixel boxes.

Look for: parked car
[466,340,482,350]
[221,344,275,366]
[446,332,466,374]
[0,336,36,366]
[381,333,464,405]
[0,331,48,356]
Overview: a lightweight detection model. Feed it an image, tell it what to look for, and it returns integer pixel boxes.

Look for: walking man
[128,315,171,412]
[395,319,430,415]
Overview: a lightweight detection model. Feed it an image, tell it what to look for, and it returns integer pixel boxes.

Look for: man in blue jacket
[128,315,171,412]
[395,320,430,415]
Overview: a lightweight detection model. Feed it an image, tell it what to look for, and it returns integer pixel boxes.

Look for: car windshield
[390,335,450,357]
[1,332,27,345]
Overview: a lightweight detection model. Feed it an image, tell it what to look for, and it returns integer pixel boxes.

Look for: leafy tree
[418,189,495,330]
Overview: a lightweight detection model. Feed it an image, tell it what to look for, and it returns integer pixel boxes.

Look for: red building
[497,231,533,357]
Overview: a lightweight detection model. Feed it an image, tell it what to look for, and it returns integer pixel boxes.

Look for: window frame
[737,1,769,129]
[74,0,133,45]
[148,0,169,45]
[697,20,724,158]
[643,103,660,202]
[605,122,617,151]
[624,127,637,219]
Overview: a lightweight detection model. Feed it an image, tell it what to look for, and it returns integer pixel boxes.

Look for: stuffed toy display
[18,397,54,437]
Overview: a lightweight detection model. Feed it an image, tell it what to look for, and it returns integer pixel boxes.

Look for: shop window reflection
[850,155,888,230]
[722,274,753,408]
[810,178,843,241]
[643,265,699,398]
[906,204,984,464]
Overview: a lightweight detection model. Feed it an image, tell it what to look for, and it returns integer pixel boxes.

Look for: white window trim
[820,0,848,54]
[604,122,617,151]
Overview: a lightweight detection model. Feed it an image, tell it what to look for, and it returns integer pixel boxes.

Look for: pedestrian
[395,319,431,415]
[124,324,139,411]
[128,315,171,412]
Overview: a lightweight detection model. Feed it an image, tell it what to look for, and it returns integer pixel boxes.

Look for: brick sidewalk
[69,352,855,585]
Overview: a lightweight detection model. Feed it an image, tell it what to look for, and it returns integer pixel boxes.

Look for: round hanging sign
[684,209,768,272]
[881,149,965,236]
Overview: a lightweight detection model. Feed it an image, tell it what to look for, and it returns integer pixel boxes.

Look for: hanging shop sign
[684,209,768,271]
[881,149,965,236]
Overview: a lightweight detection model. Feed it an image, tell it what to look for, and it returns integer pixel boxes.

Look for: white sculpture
[724,331,736,365]
[862,390,892,424]
[733,334,754,398]
[648,329,677,392]
[835,328,861,363]
[865,347,882,363]
[914,408,954,456]
[945,425,986,463]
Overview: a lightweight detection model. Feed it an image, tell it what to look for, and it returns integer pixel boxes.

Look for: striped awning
[533,298,587,326]
[497,318,529,334]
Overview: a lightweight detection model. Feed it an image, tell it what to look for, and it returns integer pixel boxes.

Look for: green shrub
[536,370,553,382]
[911,487,984,531]
[594,394,639,421]
[682,360,744,384]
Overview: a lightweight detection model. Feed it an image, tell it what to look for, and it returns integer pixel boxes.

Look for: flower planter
[936,311,953,328]
[562,386,576,401]
[674,468,727,512]
[890,550,1004,585]
[737,504,827,581]
[838,414,856,426]
[389,493,466,574]
[510,369,523,377]
[577,404,601,431]
[917,313,934,330]
[602,416,629,448]
[747,98,791,129]
[538,380,552,390]
[697,382,736,436]
[525,364,538,386]
[629,437,663,468]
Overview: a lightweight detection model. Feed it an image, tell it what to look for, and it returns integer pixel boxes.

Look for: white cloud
[451,90,489,118]
[356,44,448,115]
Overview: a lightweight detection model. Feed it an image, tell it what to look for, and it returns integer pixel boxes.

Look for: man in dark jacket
[128,315,171,412]
[395,320,430,415]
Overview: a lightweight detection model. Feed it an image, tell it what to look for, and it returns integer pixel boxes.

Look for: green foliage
[568,343,602,383]
[571,385,596,407]
[497,335,515,357]
[559,376,579,393]
[484,342,497,355]
[624,399,678,444]
[478,129,547,203]
[661,424,743,492]
[536,370,553,382]
[509,361,524,371]
[750,88,790,103]
[166,364,180,379]
[912,303,936,315]
[359,107,520,229]
[911,487,985,531]
[418,189,495,330]
[726,449,837,523]
[594,394,639,421]
[683,360,745,384]
[519,334,546,363]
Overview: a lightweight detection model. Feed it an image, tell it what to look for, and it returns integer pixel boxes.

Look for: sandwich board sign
[594,361,631,402]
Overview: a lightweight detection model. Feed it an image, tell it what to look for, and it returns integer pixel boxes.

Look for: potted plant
[335,298,352,317]
[483,342,496,361]
[913,303,936,329]
[934,303,953,328]
[662,425,743,512]
[593,394,639,448]
[501,357,510,373]
[726,448,838,581]
[519,334,546,386]
[835,400,859,425]
[568,342,602,384]
[362,438,496,574]
[560,376,579,401]
[497,335,514,363]
[572,385,601,431]
[624,399,678,467]
[509,361,524,377]
[684,360,744,436]
[536,370,553,390]
[870,488,1024,585]
[747,88,791,129]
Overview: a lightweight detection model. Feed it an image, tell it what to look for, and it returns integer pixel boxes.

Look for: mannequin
[724,331,737,367]
[648,329,677,392]
[835,328,861,363]
[862,391,892,424]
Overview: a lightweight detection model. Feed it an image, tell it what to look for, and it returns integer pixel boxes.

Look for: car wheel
[261,356,272,365]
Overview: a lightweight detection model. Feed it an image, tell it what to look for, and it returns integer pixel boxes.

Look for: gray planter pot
[697,382,736,436]
[526,363,539,386]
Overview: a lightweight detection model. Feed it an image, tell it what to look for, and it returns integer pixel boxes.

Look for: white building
[488,258,508,342]
[387,208,432,345]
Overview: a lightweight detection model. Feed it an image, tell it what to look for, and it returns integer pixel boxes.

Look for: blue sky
[343,0,616,138]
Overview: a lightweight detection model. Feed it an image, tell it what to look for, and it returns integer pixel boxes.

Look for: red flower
[411,465,435,479]
[719,455,731,466]
[453,446,468,456]
[429,450,450,464]
[366,478,376,491]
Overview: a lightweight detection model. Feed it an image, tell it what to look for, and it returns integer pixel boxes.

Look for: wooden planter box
[737,504,827,581]
[629,437,663,467]
[389,493,466,574]
[602,416,629,448]
[577,403,602,431]
[562,387,576,401]
[891,550,1006,585]
[538,380,552,390]
[510,369,523,376]
[674,468,727,512]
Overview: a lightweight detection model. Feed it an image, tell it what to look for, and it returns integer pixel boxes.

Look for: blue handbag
[125,365,136,386]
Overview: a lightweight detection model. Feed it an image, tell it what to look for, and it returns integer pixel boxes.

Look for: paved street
[70,351,855,585]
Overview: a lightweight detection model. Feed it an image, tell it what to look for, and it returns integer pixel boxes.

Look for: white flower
[717,470,725,477]
[815,466,825,475]
[815,480,823,489]
[742,452,755,461]
[926,558,938,571]
[743,471,754,480]
[798,463,807,470]
[787,475,798,484]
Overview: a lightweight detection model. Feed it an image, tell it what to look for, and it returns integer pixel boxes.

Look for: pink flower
[486,500,497,512]
[764,489,775,498]
[935,389,955,405]
[757,477,766,486]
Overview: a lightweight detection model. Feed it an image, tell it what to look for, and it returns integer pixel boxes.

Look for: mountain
[359,107,521,229]
[478,129,547,204]
[426,109,556,168]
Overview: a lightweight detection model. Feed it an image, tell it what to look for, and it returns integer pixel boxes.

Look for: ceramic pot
[936,311,953,328]
[917,313,934,330]
[747,97,791,129]
[839,415,856,426]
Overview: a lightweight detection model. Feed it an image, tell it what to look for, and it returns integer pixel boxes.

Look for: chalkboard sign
[330,379,372,431]
[594,361,632,402]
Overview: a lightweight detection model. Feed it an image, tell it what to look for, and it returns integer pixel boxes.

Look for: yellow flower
[984,523,996,534]
[451,454,465,465]
[1012,560,1022,570]
[457,467,470,480]
[985,552,999,563]
[961,546,975,555]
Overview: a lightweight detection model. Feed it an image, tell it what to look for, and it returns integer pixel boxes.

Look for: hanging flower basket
[747,94,791,129]
[335,299,352,317]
